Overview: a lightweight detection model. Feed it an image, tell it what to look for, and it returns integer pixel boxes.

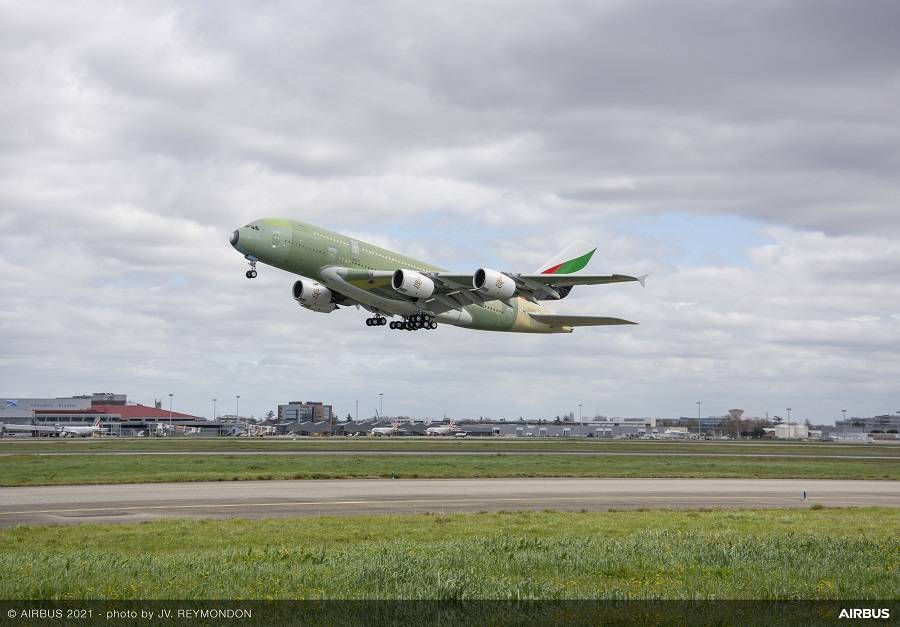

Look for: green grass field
[0,452,897,486]
[1,508,896,600]
[1,437,896,456]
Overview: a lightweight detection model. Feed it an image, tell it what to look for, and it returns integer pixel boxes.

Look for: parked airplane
[657,429,690,440]
[59,418,106,437]
[230,219,646,333]
[371,420,402,437]
[426,420,460,436]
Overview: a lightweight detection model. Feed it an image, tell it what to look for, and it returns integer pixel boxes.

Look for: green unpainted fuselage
[230,218,567,333]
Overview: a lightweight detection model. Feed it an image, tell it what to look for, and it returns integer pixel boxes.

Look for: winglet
[637,274,649,288]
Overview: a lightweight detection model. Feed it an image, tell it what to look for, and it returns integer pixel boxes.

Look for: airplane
[229,218,646,333]
[657,429,690,440]
[59,418,106,437]
[371,420,402,437]
[426,420,461,436]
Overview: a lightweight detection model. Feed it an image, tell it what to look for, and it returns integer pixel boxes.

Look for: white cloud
[1,1,898,422]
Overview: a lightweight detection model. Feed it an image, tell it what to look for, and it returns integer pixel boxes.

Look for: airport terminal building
[1,397,92,424]
[1,394,227,436]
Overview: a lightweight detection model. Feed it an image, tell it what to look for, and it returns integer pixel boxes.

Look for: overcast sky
[1,1,898,423]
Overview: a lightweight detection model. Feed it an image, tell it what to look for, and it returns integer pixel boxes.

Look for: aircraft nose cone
[230,230,240,248]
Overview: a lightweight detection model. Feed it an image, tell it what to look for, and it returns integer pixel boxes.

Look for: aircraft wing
[528,314,637,327]
[325,267,646,315]
[326,268,484,314]
[427,271,646,304]
[516,273,647,288]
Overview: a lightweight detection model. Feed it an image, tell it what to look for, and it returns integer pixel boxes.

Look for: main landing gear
[245,257,258,279]
[365,313,438,330]
[389,314,438,331]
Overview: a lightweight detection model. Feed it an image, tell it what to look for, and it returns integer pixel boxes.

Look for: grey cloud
[1,1,899,421]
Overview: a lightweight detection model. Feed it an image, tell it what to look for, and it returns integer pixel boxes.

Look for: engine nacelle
[292,279,336,313]
[473,268,516,299]
[391,269,435,299]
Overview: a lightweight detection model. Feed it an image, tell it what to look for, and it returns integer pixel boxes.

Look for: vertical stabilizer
[535,241,597,274]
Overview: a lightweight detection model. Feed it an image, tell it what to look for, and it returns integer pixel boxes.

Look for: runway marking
[1,494,894,517]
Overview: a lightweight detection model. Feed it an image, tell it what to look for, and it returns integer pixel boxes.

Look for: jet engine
[473,268,516,299]
[391,270,435,299]
[292,279,336,313]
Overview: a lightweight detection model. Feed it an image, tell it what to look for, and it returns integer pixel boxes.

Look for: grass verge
[1,508,896,599]
[1,437,896,456]
[0,453,898,486]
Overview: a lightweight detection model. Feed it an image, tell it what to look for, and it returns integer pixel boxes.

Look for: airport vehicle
[58,417,106,437]
[426,420,461,436]
[0,422,59,437]
[371,421,402,436]
[230,219,646,333]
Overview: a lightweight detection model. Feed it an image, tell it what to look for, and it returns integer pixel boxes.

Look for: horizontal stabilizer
[529,314,637,327]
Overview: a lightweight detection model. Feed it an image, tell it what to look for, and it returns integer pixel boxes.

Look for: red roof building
[90,404,202,422]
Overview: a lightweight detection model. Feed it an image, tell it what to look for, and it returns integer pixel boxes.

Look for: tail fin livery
[536,241,597,275]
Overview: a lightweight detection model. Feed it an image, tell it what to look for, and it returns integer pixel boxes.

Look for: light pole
[212,398,217,421]
[379,393,383,420]
[236,395,240,420]
[696,401,702,437]
[355,399,358,422]
[578,404,583,433]
[168,393,173,427]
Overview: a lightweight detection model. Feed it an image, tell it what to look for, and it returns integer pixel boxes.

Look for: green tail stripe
[549,248,596,274]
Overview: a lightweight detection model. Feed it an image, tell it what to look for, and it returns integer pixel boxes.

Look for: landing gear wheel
[366,318,373,326]
[379,317,387,326]
[390,321,397,330]
[428,322,438,330]
[245,257,258,279]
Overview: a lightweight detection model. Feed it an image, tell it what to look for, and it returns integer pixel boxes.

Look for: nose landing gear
[244,256,258,279]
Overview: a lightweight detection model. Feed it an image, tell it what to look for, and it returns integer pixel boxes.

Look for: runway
[1,478,897,527]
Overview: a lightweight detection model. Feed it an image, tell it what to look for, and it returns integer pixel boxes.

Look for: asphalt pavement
[0,477,897,527]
